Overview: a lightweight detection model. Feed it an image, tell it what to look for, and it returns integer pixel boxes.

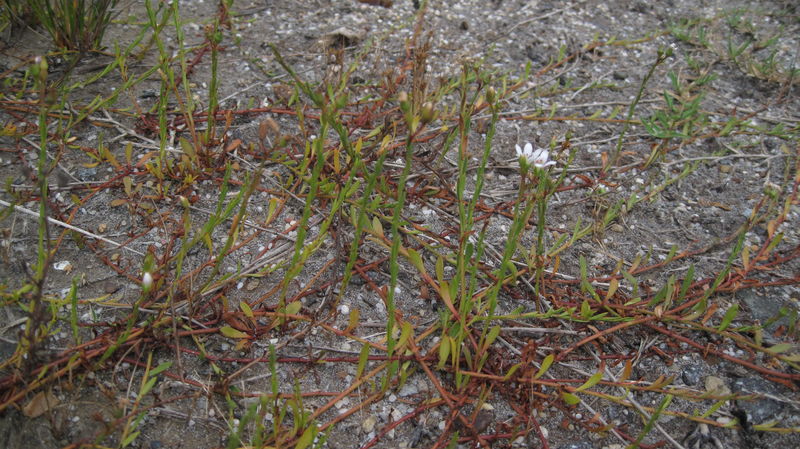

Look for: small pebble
[362,415,377,433]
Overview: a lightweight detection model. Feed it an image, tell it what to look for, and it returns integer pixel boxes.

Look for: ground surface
[0,1,799,448]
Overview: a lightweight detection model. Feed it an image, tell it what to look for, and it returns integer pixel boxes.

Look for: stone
[731,377,784,424]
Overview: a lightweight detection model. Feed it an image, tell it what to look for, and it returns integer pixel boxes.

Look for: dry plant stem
[646,322,800,381]
[0,199,145,255]
[0,2,797,448]
[150,407,227,432]
[360,399,446,449]
[586,348,687,449]
[409,339,492,449]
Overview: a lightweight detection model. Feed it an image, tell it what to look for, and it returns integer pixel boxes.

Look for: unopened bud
[31,56,48,83]
[142,272,153,291]
[179,195,190,209]
[486,86,496,105]
[420,101,436,125]
[30,58,40,78]
[398,91,410,113]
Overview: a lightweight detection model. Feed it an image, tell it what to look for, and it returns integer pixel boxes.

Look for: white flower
[515,142,533,161]
[142,272,153,290]
[515,142,556,168]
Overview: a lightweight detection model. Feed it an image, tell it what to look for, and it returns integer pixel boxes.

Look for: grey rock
[731,377,784,424]
[398,382,419,397]
[739,289,794,334]
[682,364,703,386]
[75,167,98,181]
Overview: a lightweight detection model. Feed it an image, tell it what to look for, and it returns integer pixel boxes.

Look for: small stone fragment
[704,375,731,396]
[681,364,702,386]
[362,415,377,433]
[245,279,260,291]
[398,383,418,397]
[321,27,366,50]
[53,260,72,272]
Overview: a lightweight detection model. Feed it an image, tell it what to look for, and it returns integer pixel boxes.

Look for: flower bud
[486,86,496,105]
[420,101,436,125]
[398,91,410,113]
[38,56,48,76]
[30,57,41,79]
[31,56,48,84]
[142,272,153,292]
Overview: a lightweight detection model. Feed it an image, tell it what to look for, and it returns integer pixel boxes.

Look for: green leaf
[240,301,254,318]
[580,299,593,319]
[579,256,598,300]
[483,326,501,350]
[294,425,317,449]
[149,361,172,377]
[718,304,739,331]
[220,325,249,339]
[68,277,80,344]
[562,392,580,405]
[678,264,695,300]
[764,232,783,254]
[210,362,223,375]
[356,344,370,379]
[752,420,779,431]
[448,336,458,366]
[767,343,794,354]
[345,308,360,333]
[179,136,196,159]
[575,370,603,392]
[396,322,414,349]
[700,399,727,419]
[630,394,673,447]
[780,353,800,362]
[503,363,521,381]
[266,197,280,223]
[141,377,157,396]
[121,430,140,448]
[665,244,678,263]
[501,259,518,283]
[438,336,451,369]
[285,301,302,316]
[372,216,383,237]
[407,248,426,275]
[533,354,554,380]
[364,125,383,140]
[439,280,451,304]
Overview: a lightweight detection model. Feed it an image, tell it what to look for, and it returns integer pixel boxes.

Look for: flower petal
[516,144,523,157]
[524,142,533,156]
[531,148,556,168]
[537,149,549,160]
